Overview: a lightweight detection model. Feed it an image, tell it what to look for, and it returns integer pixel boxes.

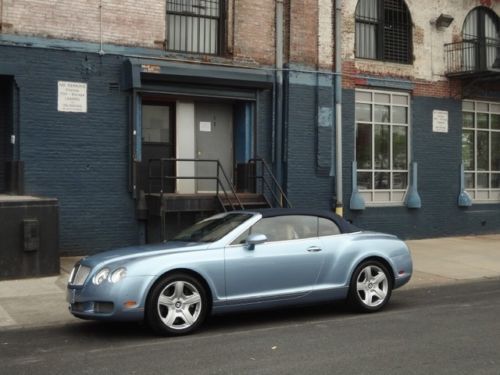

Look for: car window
[233,215,319,243]
[172,213,252,243]
[318,217,341,236]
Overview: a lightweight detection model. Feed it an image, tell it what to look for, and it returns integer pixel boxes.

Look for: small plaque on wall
[432,110,448,133]
[200,121,212,132]
[58,81,87,113]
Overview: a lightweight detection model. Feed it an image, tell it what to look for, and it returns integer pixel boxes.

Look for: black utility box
[0,196,59,279]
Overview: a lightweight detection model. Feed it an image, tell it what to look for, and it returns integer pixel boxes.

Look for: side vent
[108,82,120,92]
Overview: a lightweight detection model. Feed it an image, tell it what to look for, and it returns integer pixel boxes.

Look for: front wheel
[348,260,393,312]
[146,273,208,336]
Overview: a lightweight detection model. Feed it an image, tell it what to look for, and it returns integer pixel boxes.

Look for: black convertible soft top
[248,208,360,234]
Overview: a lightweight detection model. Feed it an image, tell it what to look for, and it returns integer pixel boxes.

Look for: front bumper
[67,275,155,322]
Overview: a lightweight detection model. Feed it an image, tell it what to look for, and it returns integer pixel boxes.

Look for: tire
[146,273,209,336]
[348,260,393,312]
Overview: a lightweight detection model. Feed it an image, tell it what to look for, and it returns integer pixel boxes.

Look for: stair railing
[148,158,244,211]
[248,158,292,208]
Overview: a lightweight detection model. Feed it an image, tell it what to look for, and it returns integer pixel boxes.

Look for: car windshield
[171,213,253,243]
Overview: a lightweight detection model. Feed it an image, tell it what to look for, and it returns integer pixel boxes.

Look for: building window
[355,0,412,64]
[462,7,499,72]
[167,0,223,55]
[355,89,409,203]
[462,100,500,202]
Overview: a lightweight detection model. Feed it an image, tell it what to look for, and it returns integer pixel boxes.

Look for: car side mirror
[245,233,268,250]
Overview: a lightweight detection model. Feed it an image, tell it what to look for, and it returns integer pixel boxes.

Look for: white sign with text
[58,81,87,113]
[432,110,448,133]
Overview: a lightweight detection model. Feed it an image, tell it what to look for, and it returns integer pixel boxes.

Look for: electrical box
[23,219,40,252]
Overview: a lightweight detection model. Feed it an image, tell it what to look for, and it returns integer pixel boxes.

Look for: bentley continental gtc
[67,209,412,335]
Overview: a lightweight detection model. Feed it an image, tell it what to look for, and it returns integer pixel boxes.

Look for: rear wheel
[348,260,392,312]
[146,273,208,336]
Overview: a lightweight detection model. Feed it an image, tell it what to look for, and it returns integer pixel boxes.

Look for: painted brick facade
[342,91,500,238]
[342,0,500,86]
[337,0,500,238]
[0,45,139,254]
[0,0,498,259]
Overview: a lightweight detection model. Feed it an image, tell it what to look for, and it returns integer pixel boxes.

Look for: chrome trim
[69,264,91,286]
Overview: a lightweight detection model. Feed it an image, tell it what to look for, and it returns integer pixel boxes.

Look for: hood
[79,241,209,268]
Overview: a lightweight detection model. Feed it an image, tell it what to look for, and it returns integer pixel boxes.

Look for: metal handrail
[248,157,292,208]
[148,158,244,211]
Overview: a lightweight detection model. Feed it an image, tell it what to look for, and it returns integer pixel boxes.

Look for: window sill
[470,200,500,205]
[364,202,406,208]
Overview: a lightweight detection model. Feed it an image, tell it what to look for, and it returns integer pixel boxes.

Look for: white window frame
[462,99,500,202]
[355,89,410,205]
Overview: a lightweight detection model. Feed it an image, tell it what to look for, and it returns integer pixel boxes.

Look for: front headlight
[109,267,127,283]
[92,268,110,285]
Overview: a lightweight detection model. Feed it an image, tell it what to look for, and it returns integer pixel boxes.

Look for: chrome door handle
[307,246,322,252]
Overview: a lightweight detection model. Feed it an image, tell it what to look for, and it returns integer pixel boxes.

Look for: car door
[224,215,325,304]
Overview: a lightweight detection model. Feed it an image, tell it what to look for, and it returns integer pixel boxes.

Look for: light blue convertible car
[67,209,412,335]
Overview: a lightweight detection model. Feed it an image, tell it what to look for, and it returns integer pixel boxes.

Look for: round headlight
[109,267,127,283]
[92,268,110,285]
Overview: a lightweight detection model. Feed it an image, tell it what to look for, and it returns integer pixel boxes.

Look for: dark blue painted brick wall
[257,89,273,163]
[342,89,500,239]
[285,81,335,210]
[1,46,139,254]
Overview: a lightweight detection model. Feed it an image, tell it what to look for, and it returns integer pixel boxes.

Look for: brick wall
[0,0,285,67]
[341,89,500,238]
[233,0,276,65]
[1,0,165,49]
[0,45,139,254]
[0,79,9,193]
[286,81,335,210]
[288,0,318,66]
[340,0,499,97]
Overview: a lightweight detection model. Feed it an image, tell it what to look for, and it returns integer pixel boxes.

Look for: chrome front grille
[69,264,91,286]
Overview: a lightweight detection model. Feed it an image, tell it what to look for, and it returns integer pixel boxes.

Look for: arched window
[462,7,499,71]
[355,0,412,64]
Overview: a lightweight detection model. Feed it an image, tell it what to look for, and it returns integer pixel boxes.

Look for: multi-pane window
[167,0,222,55]
[355,0,412,64]
[462,100,500,201]
[462,7,499,71]
[355,89,409,203]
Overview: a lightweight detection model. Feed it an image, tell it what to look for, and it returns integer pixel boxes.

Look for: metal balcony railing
[445,38,500,77]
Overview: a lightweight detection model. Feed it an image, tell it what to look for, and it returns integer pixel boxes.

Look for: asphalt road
[1,279,500,375]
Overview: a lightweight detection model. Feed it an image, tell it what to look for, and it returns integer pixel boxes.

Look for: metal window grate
[167,0,221,55]
[355,0,412,64]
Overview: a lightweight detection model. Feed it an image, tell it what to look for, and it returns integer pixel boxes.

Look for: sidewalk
[0,234,499,330]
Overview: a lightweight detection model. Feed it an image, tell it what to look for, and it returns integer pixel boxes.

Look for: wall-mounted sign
[200,121,212,132]
[57,81,87,113]
[432,110,448,133]
[141,64,161,74]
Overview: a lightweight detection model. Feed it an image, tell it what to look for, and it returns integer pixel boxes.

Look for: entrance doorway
[0,76,14,194]
[138,97,254,195]
[138,99,175,194]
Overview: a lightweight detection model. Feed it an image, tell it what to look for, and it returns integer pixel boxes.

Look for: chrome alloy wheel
[356,265,389,307]
[157,281,202,330]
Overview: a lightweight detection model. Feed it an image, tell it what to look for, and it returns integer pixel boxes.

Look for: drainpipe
[275,0,284,187]
[98,0,105,55]
[333,0,343,216]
